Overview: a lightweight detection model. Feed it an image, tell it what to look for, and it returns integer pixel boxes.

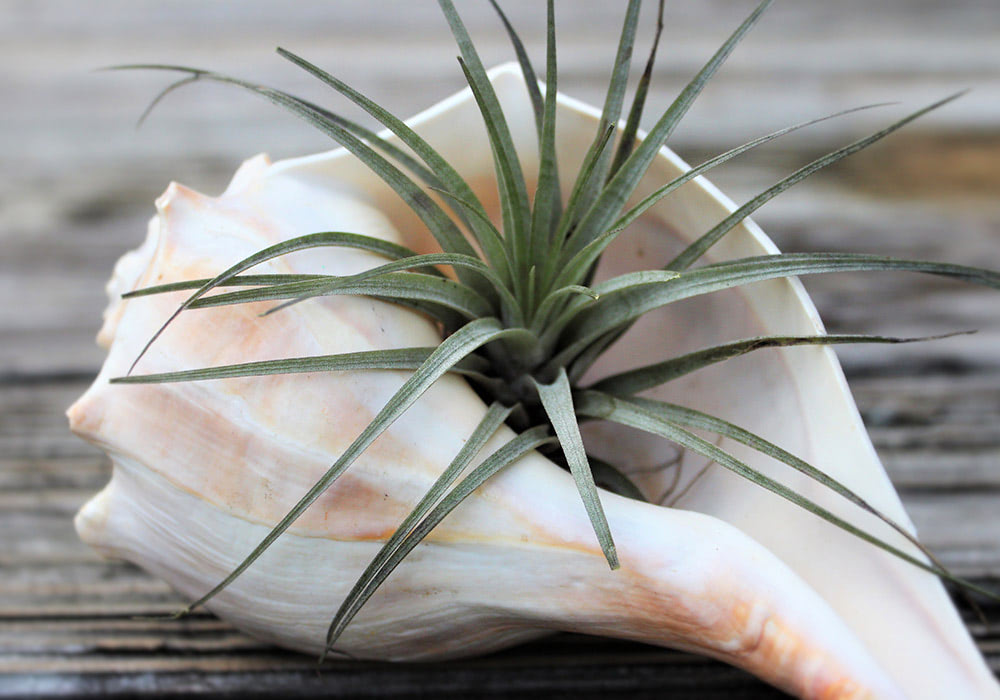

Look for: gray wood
[2,0,999,697]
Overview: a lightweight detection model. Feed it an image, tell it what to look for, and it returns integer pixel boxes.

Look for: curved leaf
[551,253,1000,369]
[175,317,533,617]
[576,391,1000,601]
[565,0,773,257]
[668,91,965,270]
[324,424,556,657]
[110,347,492,385]
[324,401,514,652]
[188,272,494,321]
[590,332,971,396]
[275,48,511,280]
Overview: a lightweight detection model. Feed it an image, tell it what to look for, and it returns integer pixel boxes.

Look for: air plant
[70,1,1000,698]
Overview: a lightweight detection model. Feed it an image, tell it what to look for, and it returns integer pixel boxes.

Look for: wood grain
[2,0,999,697]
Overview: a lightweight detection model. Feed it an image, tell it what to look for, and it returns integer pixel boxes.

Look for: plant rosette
[69,2,1000,699]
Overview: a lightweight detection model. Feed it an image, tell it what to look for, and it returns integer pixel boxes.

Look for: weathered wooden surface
[2,0,999,697]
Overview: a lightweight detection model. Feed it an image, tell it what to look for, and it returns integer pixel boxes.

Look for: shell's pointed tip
[74,484,115,552]
[95,326,115,350]
[225,153,273,196]
[67,387,106,439]
[154,181,182,210]
[154,180,206,214]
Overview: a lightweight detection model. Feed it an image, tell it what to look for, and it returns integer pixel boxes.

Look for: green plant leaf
[134,74,445,196]
[668,91,965,270]
[173,317,532,617]
[566,0,773,257]
[546,123,615,273]
[538,270,679,353]
[112,65,491,298]
[529,0,561,272]
[550,102,895,326]
[323,423,555,657]
[608,0,666,178]
[125,273,470,331]
[589,331,971,396]
[587,455,646,501]
[439,0,531,267]
[487,0,543,136]
[551,252,1000,369]
[571,0,641,218]
[110,347,493,385]
[187,272,494,321]
[575,391,1000,601]
[618,395,957,571]
[529,285,599,336]
[123,274,325,298]
[324,401,513,653]
[274,48,511,281]
[256,252,518,325]
[125,230,441,374]
[533,368,619,569]
[622,392,991,620]
[609,103,893,239]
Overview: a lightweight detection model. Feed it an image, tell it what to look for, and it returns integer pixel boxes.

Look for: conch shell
[69,64,999,699]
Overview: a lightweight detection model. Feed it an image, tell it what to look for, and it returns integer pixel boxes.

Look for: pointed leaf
[486,0,544,134]
[611,103,893,238]
[124,274,325,298]
[188,272,493,321]
[110,347,493,385]
[576,391,1000,601]
[552,102,893,297]
[439,0,531,255]
[175,317,533,616]
[533,368,619,569]
[551,252,1000,368]
[547,123,615,273]
[588,455,646,501]
[669,91,965,270]
[572,0,642,217]
[324,424,555,656]
[590,332,970,396]
[275,48,510,279]
[566,0,773,256]
[325,401,513,650]
[134,73,443,193]
[529,284,599,336]
[258,252,516,323]
[608,0,666,177]
[112,65,490,298]
[125,230,441,373]
[529,0,562,268]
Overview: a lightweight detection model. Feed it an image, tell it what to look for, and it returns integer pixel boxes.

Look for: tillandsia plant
[68,1,1000,698]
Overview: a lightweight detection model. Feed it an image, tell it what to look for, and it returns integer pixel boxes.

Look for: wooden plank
[0,612,995,697]
[3,0,999,696]
[5,0,1000,180]
[0,645,793,700]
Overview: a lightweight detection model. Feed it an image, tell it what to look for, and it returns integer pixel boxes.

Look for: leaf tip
[606,546,621,570]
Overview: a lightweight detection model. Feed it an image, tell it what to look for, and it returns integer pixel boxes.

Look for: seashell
[69,64,999,699]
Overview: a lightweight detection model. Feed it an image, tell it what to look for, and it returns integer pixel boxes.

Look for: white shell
[69,64,999,699]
